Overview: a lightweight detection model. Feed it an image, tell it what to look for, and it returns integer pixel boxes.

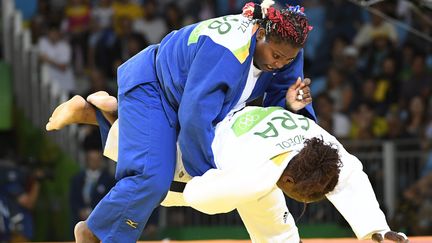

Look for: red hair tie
[242,2,255,20]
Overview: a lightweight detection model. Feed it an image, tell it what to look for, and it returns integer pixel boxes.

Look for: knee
[74,221,97,241]
[147,174,172,199]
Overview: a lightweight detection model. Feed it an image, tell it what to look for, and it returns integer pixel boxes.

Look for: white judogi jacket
[104,106,390,242]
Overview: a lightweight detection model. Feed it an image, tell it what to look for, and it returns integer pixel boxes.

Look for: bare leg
[86,91,118,124]
[46,95,98,131]
[74,221,99,243]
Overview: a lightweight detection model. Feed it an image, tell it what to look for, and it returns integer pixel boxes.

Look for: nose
[273,61,284,69]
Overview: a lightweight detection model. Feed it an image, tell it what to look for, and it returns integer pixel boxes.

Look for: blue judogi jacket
[117,15,316,177]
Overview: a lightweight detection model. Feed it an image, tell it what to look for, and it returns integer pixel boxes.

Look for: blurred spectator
[89,15,146,79]
[352,78,377,110]
[0,155,41,242]
[324,0,362,42]
[214,0,247,16]
[404,96,428,138]
[324,66,353,114]
[374,56,400,108]
[64,0,91,43]
[315,93,351,139]
[37,22,76,96]
[64,0,91,73]
[30,0,55,44]
[399,44,416,78]
[353,56,401,116]
[87,0,114,70]
[69,148,115,227]
[309,35,349,77]
[49,0,68,12]
[307,0,362,76]
[353,13,398,48]
[133,0,167,44]
[423,112,432,176]
[384,107,410,140]
[186,0,217,22]
[399,53,432,104]
[82,68,117,99]
[330,36,350,70]
[91,0,114,30]
[395,0,413,44]
[164,2,187,33]
[197,0,217,21]
[361,28,397,77]
[350,102,388,139]
[302,0,325,62]
[395,172,432,235]
[112,0,143,35]
[309,35,350,90]
[111,17,148,70]
[340,45,362,92]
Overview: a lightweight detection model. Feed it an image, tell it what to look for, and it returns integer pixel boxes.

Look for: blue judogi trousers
[87,81,177,242]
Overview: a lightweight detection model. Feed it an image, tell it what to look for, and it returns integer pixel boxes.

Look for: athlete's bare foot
[86,91,118,112]
[46,95,98,131]
[86,91,118,124]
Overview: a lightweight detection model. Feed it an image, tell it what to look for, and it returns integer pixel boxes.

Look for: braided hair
[242,0,313,47]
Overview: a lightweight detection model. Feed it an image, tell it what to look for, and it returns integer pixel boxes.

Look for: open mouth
[265,64,274,71]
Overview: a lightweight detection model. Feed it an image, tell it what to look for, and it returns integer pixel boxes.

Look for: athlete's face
[253,28,301,72]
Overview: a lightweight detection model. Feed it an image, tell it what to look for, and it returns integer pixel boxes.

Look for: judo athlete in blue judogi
[46,1,316,242]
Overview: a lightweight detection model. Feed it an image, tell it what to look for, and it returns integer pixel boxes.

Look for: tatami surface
[34,236,432,242]
[133,237,431,243]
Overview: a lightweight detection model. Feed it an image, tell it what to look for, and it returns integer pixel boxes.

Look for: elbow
[179,112,201,134]
[183,184,234,215]
[183,191,212,214]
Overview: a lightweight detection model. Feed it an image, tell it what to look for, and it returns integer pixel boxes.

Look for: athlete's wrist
[285,100,299,113]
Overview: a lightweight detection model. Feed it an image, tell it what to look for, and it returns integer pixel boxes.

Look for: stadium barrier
[1,0,82,164]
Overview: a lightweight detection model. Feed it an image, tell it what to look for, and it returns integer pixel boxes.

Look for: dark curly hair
[242,2,313,47]
[287,137,342,202]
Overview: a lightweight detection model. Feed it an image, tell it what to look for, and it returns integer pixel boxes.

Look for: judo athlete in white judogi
[101,106,407,243]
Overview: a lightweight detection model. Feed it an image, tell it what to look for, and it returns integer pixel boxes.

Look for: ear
[280,174,295,184]
[256,27,266,41]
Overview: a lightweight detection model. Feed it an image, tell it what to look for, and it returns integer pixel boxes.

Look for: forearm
[17,181,40,209]
[183,160,279,214]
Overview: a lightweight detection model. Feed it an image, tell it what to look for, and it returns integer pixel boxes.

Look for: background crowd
[1,0,432,241]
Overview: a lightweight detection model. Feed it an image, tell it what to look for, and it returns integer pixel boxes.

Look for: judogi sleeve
[325,148,390,239]
[183,164,277,214]
[183,152,296,215]
[262,49,317,121]
[178,37,245,176]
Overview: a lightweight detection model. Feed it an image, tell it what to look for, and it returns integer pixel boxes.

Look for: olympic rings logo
[237,114,260,130]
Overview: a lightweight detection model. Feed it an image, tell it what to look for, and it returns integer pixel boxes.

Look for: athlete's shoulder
[188,14,255,63]
[229,106,319,138]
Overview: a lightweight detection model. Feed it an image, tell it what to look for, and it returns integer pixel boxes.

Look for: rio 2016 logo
[237,114,260,130]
